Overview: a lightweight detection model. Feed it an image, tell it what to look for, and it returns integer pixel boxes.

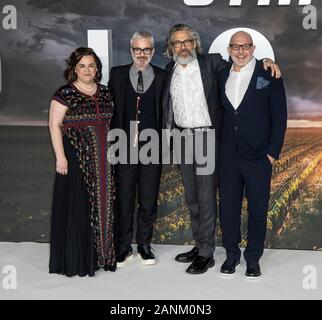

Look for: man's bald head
[230,31,253,45]
[228,31,256,71]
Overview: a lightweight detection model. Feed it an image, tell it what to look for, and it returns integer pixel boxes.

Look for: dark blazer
[162,53,229,138]
[108,63,167,132]
[218,59,287,161]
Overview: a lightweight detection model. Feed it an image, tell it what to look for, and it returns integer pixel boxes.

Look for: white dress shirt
[170,59,211,128]
[225,57,256,110]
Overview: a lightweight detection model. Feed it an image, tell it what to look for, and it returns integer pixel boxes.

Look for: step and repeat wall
[0,0,321,250]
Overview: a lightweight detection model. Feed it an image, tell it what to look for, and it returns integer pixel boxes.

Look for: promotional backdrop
[0,0,321,250]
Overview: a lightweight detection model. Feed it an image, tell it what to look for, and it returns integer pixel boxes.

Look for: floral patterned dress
[49,83,116,276]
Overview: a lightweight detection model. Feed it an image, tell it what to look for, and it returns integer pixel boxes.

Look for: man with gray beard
[162,24,280,274]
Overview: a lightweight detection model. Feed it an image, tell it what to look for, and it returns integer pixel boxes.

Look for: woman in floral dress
[48,47,115,276]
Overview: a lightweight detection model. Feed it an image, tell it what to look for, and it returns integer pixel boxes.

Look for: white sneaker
[116,249,134,268]
[137,245,156,266]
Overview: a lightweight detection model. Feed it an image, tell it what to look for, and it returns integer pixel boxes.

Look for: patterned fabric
[170,59,211,128]
[52,83,115,267]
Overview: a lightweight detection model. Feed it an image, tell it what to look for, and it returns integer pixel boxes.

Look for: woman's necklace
[74,80,97,95]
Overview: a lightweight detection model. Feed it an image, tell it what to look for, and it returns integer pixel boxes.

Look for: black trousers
[175,130,217,258]
[115,162,162,251]
[219,151,272,267]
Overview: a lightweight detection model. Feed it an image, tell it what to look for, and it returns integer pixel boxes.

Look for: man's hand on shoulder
[263,58,281,79]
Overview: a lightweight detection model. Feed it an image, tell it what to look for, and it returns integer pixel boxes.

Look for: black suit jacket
[218,59,287,161]
[162,53,229,138]
[108,63,167,132]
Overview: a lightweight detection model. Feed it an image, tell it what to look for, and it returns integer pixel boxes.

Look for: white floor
[0,242,321,300]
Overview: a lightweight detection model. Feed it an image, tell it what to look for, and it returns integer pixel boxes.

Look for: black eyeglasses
[229,43,253,51]
[131,47,153,55]
[171,39,194,48]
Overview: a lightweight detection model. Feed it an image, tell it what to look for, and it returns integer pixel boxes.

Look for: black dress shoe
[186,256,215,274]
[137,244,156,266]
[245,263,261,278]
[220,259,240,274]
[175,247,198,263]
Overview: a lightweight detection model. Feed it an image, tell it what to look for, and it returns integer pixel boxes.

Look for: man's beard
[131,54,152,67]
[173,48,197,65]
[231,55,253,68]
